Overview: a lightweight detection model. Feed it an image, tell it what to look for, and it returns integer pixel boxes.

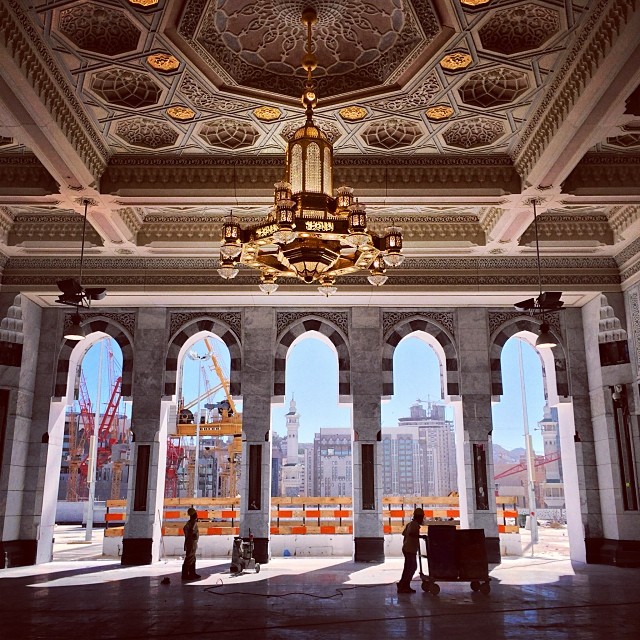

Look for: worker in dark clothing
[182,507,201,580]
[397,507,425,593]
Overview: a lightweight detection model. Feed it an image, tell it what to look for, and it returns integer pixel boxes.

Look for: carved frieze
[276,311,349,338]
[608,205,640,236]
[616,236,640,266]
[564,155,640,194]
[519,214,613,246]
[382,311,455,337]
[630,291,640,379]
[169,311,241,339]
[488,310,562,337]
[63,312,137,337]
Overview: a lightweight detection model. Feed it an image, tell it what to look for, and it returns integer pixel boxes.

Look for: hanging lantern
[346,201,370,248]
[367,255,388,286]
[273,199,297,245]
[383,225,404,267]
[217,256,239,280]
[259,272,279,295]
[220,214,242,259]
[336,186,354,212]
[317,275,337,297]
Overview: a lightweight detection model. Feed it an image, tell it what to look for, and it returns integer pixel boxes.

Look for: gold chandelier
[218,7,404,296]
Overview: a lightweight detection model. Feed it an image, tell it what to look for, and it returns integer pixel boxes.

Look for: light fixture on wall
[217,7,404,296]
[56,199,107,340]
[514,198,563,348]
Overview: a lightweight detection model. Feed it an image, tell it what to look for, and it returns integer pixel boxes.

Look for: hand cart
[230,531,261,575]
[418,525,491,595]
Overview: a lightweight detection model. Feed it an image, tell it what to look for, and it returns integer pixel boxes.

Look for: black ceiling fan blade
[514,298,535,311]
[56,278,83,295]
[538,291,564,310]
[85,287,107,301]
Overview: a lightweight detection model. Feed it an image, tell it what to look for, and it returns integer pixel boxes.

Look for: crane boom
[204,338,236,413]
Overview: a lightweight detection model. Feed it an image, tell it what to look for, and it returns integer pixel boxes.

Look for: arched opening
[52,333,132,559]
[492,333,570,558]
[170,333,241,501]
[381,333,458,553]
[270,331,352,556]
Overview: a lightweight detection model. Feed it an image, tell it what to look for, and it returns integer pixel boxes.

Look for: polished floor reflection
[1,544,639,640]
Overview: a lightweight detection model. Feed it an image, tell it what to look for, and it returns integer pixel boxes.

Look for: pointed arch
[274,315,350,399]
[164,316,241,397]
[489,317,568,399]
[382,316,459,398]
[55,315,133,398]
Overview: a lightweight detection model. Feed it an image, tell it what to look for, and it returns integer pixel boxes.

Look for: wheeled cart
[230,532,261,575]
[418,525,491,595]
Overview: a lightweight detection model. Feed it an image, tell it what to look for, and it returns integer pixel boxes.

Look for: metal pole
[85,339,104,541]
[518,339,538,550]
[194,362,201,499]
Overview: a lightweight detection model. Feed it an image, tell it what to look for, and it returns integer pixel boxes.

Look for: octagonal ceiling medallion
[115,117,179,149]
[439,51,473,71]
[90,69,163,109]
[57,3,141,56]
[442,117,504,149]
[339,106,367,121]
[361,118,423,149]
[606,133,640,148]
[167,106,196,121]
[478,4,560,55]
[198,119,260,149]
[458,68,529,108]
[128,0,159,6]
[426,105,454,120]
[254,106,282,122]
[178,0,447,101]
[147,53,181,72]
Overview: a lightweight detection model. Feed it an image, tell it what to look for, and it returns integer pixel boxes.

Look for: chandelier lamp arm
[215,7,404,295]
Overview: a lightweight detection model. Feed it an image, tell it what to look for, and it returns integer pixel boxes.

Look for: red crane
[494,452,562,479]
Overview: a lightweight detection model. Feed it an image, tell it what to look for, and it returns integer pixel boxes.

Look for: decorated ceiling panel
[1,0,639,294]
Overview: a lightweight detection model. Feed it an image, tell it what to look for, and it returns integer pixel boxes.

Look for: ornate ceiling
[0,0,639,305]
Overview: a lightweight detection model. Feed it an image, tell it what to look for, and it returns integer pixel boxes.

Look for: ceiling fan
[55,199,106,339]
[513,199,563,348]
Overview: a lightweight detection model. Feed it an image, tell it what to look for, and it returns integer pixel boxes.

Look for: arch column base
[121,538,153,565]
[354,537,384,562]
[0,540,37,568]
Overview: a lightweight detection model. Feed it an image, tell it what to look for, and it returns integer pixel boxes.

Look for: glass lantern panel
[291,145,303,194]
[306,143,321,193]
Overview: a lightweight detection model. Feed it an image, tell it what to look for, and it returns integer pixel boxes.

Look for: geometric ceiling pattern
[0,0,639,303]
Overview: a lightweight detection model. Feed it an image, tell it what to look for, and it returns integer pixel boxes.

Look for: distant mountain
[493,444,525,464]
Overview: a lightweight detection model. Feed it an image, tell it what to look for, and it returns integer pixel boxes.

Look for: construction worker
[182,507,201,580]
[397,507,425,593]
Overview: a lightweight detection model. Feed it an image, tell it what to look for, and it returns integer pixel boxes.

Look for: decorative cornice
[0,207,14,244]
[564,154,640,194]
[616,236,640,266]
[1,1,109,179]
[608,205,640,236]
[8,216,103,246]
[115,207,144,239]
[519,214,613,245]
[513,0,638,180]
[0,155,58,194]
[478,206,503,235]
[101,155,521,194]
[276,311,350,338]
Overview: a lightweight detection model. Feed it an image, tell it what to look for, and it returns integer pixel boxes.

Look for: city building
[313,429,352,498]
[383,401,457,496]
[281,398,304,497]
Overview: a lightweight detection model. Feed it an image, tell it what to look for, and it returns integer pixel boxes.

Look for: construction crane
[494,451,561,479]
[168,339,242,498]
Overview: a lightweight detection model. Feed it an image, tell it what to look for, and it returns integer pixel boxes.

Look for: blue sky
[80,330,547,454]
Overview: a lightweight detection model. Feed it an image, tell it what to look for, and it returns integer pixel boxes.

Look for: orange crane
[66,371,94,501]
[167,339,242,498]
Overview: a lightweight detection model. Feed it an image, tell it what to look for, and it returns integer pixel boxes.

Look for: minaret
[286,396,300,465]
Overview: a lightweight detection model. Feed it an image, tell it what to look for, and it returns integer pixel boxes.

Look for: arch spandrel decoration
[164,315,242,397]
[55,313,134,398]
[273,314,351,399]
[488,312,568,398]
[382,313,459,398]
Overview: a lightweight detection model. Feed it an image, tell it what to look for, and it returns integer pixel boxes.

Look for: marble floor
[1,530,639,639]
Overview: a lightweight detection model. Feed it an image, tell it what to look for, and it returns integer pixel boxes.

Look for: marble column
[238,307,274,564]
[350,308,384,562]
[121,308,169,565]
[457,308,500,563]
[0,296,43,567]
[581,294,640,566]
